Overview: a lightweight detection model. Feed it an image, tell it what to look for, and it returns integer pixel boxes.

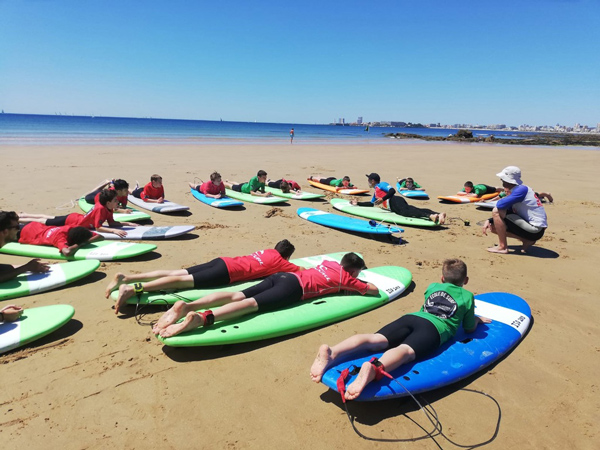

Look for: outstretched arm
[0,259,50,283]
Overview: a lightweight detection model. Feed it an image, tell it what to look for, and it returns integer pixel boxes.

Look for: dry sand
[1,142,598,449]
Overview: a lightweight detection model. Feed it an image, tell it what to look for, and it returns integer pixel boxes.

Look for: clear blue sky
[1,0,599,127]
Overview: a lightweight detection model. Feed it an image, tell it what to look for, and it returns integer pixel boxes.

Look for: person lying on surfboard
[223,170,273,197]
[109,239,304,314]
[188,171,226,199]
[0,304,24,322]
[266,178,302,194]
[396,177,425,191]
[0,211,49,282]
[18,222,102,257]
[152,252,379,338]
[83,178,132,213]
[352,173,446,224]
[310,258,491,400]
[131,174,164,204]
[18,190,138,238]
[308,175,354,191]
[457,181,501,198]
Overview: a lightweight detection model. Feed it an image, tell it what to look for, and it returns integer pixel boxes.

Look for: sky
[1,0,599,127]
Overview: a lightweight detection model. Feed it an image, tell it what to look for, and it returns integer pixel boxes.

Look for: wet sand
[1,142,599,449]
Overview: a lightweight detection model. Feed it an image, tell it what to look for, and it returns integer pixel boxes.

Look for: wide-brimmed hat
[496,166,522,185]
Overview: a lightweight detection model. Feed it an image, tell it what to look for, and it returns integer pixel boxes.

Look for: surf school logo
[424,290,457,318]
[251,251,265,265]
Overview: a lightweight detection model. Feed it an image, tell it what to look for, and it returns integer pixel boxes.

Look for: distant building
[357,117,363,125]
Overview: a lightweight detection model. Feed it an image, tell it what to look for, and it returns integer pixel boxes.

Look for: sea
[0,113,533,146]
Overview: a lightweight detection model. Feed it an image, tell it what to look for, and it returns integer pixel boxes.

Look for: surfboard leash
[134,290,194,327]
[336,361,502,449]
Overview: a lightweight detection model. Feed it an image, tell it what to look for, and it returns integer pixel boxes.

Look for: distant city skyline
[1,1,598,126]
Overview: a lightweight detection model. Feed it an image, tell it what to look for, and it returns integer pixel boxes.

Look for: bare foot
[105,273,126,298]
[159,311,202,338]
[152,301,189,334]
[114,284,135,315]
[310,344,333,383]
[487,246,508,254]
[519,239,536,253]
[547,193,554,203]
[345,361,376,400]
[430,214,439,224]
[439,212,447,225]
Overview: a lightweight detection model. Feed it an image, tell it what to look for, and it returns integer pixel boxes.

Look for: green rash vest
[410,282,476,345]
[462,184,491,196]
[330,178,354,188]
[241,176,265,194]
[400,180,422,189]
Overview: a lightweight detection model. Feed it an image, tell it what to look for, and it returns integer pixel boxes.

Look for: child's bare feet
[105,273,126,298]
[439,212,447,225]
[159,311,202,338]
[345,361,377,400]
[310,344,333,383]
[430,214,439,224]
[114,284,135,315]
[152,301,189,334]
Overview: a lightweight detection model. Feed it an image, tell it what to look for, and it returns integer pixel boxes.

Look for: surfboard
[110,252,359,306]
[190,188,243,208]
[330,199,437,228]
[224,189,288,205]
[0,241,157,261]
[298,208,403,235]
[78,198,151,222]
[0,260,100,301]
[96,225,195,240]
[0,304,75,354]
[437,192,499,204]
[321,292,531,401]
[158,265,412,347]
[396,182,429,199]
[474,201,497,209]
[127,195,190,213]
[264,186,325,201]
[308,180,369,196]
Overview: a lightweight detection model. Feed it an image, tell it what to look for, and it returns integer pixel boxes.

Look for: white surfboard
[96,225,195,240]
[127,195,190,213]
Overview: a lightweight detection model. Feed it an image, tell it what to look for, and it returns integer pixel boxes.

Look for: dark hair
[274,239,295,259]
[98,189,118,206]
[464,181,474,188]
[280,180,291,193]
[257,170,267,178]
[442,259,468,285]
[342,176,351,182]
[0,211,19,231]
[67,227,94,246]
[113,179,129,191]
[341,252,366,272]
[151,174,162,182]
[406,177,414,183]
[210,171,221,182]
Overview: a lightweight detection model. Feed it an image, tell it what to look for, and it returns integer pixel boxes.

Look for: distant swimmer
[290,128,294,144]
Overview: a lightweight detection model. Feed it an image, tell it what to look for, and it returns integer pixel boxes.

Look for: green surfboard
[78,198,151,222]
[264,186,325,200]
[0,304,75,354]
[158,265,412,347]
[224,189,288,205]
[330,198,438,228]
[0,260,100,301]
[0,241,157,261]
[110,252,357,306]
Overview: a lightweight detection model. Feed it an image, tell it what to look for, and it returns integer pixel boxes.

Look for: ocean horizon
[0,112,535,146]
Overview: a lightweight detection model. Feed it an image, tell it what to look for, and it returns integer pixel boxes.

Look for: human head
[496,166,522,186]
[274,239,295,260]
[98,189,118,207]
[67,227,94,246]
[463,181,474,193]
[0,211,20,245]
[341,252,366,277]
[210,171,222,184]
[112,179,129,196]
[257,170,267,182]
[342,176,351,187]
[405,177,415,188]
[151,174,163,187]
[280,180,291,193]
[441,258,468,286]
[365,173,380,184]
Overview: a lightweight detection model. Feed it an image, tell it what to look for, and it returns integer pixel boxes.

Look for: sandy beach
[1,141,599,449]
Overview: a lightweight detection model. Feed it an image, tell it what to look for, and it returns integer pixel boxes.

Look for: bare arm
[465,316,492,333]
[0,259,50,283]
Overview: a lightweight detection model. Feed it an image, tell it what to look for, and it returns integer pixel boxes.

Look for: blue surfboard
[321,292,531,401]
[298,208,403,235]
[190,188,244,208]
[396,182,429,199]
